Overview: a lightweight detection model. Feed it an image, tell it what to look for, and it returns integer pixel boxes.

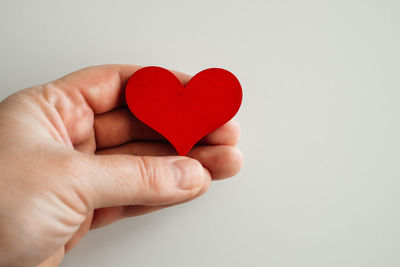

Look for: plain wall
[1,0,400,266]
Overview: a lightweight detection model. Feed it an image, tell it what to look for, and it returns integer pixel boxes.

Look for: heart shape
[125,66,242,155]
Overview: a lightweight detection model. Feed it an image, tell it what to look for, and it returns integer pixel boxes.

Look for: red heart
[125,66,242,155]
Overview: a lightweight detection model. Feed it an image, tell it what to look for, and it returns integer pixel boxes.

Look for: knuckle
[41,82,94,144]
[136,157,165,194]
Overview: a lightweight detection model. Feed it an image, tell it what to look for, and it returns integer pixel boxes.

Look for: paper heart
[125,66,242,155]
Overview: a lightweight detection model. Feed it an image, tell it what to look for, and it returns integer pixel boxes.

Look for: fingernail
[173,158,203,190]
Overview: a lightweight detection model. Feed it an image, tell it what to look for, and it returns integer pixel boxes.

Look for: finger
[90,174,211,229]
[79,154,210,209]
[94,106,240,148]
[54,65,192,114]
[96,142,243,179]
[170,69,192,84]
[200,120,241,146]
[94,107,164,148]
[53,64,141,114]
[45,65,192,146]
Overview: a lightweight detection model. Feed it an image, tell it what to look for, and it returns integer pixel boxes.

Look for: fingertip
[170,69,192,85]
[224,147,243,178]
[222,120,241,146]
[201,120,241,146]
[173,157,205,192]
[207,146,243,179]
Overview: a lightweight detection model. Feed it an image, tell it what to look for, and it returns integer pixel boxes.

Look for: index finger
[54,64,192,114]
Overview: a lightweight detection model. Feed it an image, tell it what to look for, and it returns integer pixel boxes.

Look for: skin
[0,65,243,267]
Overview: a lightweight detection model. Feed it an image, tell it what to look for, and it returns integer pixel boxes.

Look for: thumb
[79,154,209,208]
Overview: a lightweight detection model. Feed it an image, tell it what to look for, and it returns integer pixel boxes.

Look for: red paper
[125,66,242,155]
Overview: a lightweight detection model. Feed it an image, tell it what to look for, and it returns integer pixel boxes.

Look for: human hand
[0,65,243,267]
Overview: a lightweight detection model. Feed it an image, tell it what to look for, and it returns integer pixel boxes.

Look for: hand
[0,65,243,267]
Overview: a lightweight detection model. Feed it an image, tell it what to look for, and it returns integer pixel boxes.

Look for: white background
[1,0,400,266]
